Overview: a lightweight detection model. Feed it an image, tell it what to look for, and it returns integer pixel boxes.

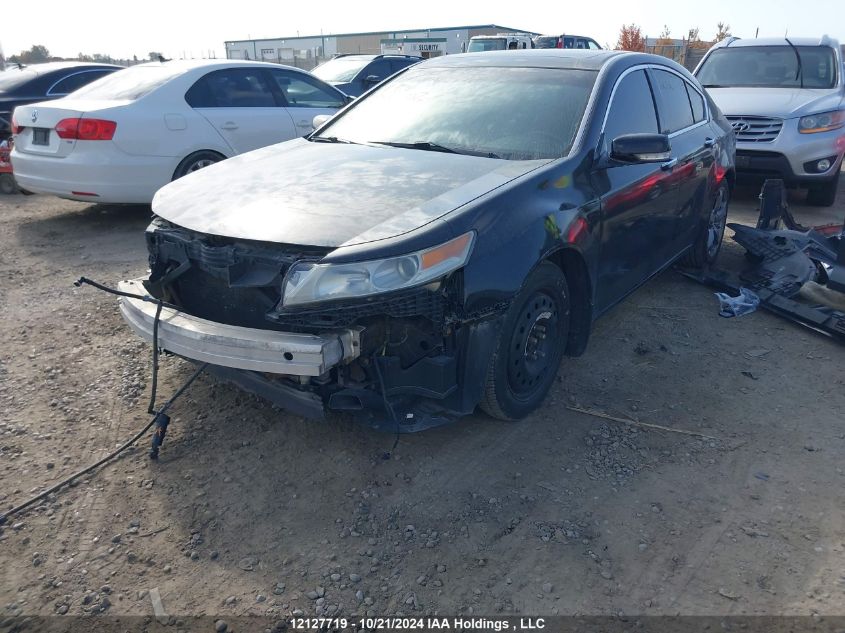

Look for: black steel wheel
[481,261,570,420]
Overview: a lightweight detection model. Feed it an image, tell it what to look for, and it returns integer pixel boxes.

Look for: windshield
[0,68,37,91]
[312,58,371,83]
[467,39,507,52]
[697,46,837,89]
[315,66,597,160]
[70,65,185,100]
[534,36,560,49]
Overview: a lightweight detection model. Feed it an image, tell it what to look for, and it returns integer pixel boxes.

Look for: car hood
[152,138,548,248]
[705,86,844,119]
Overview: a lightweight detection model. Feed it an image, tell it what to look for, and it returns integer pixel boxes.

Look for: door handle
[220,122,238,130]
[660,157,678,171]
[703,137,716,147]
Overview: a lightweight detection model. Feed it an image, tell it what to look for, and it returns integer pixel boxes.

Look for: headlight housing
[282,231,475,307]
[798,110,845,134]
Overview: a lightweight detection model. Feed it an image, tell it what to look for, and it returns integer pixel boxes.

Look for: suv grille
[726,116,783,143]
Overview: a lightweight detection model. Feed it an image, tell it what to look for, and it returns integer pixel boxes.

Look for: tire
[681,181,729,268]
[0,173,16,195]
[172,151,224,180]
[480,261,571,420]
[806,169,840,207]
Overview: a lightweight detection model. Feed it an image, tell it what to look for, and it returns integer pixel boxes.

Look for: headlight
[798,110,845,134]
[282,231,475,307]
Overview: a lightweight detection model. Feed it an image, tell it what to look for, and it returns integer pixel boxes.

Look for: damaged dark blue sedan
[118,50,736,430]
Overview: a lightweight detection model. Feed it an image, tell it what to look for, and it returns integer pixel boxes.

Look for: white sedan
[10,59,350,204]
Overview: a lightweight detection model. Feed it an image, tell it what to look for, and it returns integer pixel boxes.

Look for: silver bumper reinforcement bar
[117,278,361,376]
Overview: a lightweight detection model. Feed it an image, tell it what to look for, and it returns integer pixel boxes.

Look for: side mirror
[312,114,333,130]
[610,133,672,163]
[364,74,381,84]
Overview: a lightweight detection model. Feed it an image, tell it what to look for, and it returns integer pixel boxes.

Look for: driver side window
[604,69,659,148]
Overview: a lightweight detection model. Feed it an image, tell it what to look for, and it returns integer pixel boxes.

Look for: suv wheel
[806,169,840,207]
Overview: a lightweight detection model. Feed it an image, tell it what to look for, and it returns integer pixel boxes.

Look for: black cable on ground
[74,277,168,415]
[0,363,207,527]
[373,356,401,457]
[148,299,164,414]
[74,277,181,311]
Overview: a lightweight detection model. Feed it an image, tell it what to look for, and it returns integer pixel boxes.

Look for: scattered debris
[567,406,720,441]
[715,287,760,318]
[148,587,168,625]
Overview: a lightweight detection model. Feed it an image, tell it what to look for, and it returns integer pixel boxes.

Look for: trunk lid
[13,99,129,157]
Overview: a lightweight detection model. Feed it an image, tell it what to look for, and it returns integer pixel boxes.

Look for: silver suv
[695,36,844,206]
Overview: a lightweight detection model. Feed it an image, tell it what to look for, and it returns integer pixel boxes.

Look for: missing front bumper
[117,278,361,376]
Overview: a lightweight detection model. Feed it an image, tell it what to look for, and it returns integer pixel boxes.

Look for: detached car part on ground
[685,179,845,344]
[115,50,736,430]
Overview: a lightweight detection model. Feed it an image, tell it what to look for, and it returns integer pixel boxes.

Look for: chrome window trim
[46,69,110,96]
[599,63,712,150]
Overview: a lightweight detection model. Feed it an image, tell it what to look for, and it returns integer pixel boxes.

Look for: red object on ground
[0,139,12,174]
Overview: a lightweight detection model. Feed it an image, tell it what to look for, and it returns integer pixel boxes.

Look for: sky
[2,0,844,61]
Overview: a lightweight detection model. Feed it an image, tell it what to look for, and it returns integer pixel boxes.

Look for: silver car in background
[695,36,844,206]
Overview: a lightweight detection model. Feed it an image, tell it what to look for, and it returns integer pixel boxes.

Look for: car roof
[718,36,840,48]
[423,49,625,70]
[1,61,122,75]
[127,58,319,78]
[331,54,420,60]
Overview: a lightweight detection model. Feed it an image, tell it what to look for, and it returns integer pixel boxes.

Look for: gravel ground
[1,176,844,622]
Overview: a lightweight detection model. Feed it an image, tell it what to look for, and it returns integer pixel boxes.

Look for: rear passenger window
[48,70,113,95]
[651,69,694,133]
[186,69,276,108]
[685,82,706,122]
[604,70,659,145]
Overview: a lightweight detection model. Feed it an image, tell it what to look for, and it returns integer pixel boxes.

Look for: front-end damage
[118,218,505,430]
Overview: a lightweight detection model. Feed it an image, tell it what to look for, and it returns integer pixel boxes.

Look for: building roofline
[225,24,536,45]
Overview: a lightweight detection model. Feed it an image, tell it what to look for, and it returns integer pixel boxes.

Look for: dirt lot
[1,176,844,623]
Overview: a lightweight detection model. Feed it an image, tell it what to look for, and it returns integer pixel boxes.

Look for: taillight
[55,118,117,140]
[11,115,22,135]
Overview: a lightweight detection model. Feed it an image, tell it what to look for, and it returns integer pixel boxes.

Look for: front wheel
[480,262,570,420]
[681,181,729,268]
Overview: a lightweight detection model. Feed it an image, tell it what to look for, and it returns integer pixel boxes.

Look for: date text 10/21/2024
[289,617,547,630]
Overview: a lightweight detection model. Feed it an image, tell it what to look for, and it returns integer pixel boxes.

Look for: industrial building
[224,24,537,69]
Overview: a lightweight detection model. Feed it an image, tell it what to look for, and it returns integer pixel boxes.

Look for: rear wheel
[172,151,224,180]
[681,181,729,268]
[0,173,17,195]
[806,169,840,207]
[480,262,570,420]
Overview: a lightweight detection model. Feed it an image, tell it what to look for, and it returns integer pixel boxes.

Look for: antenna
[755,27,759,38]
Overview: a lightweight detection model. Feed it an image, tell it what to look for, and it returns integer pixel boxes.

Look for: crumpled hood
[152,138,547,248]
[706,86,844,119]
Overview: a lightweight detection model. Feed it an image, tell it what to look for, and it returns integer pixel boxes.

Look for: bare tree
[715,22,732,42]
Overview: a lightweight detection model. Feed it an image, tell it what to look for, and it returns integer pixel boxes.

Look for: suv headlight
[282,232,475,307]
[798,110,845,134]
